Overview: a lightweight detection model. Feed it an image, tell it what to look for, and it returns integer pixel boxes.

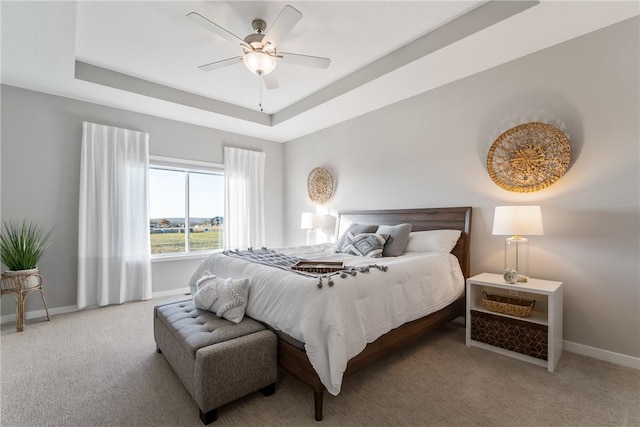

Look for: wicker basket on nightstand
[481,291,535,318]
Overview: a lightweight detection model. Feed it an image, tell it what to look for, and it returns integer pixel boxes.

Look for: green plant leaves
[0,220,54,271]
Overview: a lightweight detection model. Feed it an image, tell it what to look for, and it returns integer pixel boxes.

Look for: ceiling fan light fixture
[243,51,277,76]
[188,6,329,88]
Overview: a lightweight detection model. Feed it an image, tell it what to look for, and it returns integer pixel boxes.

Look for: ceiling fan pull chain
[258,75,264,112]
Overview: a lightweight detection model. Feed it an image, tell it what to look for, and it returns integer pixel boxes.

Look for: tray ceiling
[2,1,638,142]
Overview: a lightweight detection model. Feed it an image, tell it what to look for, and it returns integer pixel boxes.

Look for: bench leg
[199,408,217,425]
[197,384,273,424]
[314,390,323,421]
[260,383,276,396]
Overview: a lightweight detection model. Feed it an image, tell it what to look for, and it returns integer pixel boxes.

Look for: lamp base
[505,236,530,282]
[306,229,317,245]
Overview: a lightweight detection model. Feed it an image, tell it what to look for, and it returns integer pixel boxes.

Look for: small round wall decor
[487,122,571,193]
[307,166,334,205]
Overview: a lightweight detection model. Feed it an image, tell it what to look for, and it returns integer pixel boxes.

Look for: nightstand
[465,273,563,372]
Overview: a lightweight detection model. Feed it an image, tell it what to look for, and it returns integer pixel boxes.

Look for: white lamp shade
[492,206,544,236]
[243,52,277,75]
[319,215,337,231]
[300,212,319,230]
[301,212,337,230]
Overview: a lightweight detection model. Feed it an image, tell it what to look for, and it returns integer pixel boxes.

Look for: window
[149,156,224,257]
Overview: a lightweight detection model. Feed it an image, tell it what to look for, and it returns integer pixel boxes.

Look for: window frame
[149,155,224,262]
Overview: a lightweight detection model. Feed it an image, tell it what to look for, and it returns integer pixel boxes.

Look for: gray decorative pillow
[342,232,389,258]
[336,223,378,251]
[377,223,412,257]
[193,271,250,324]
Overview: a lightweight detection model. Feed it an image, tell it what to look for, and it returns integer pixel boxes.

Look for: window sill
[151,250,220,263]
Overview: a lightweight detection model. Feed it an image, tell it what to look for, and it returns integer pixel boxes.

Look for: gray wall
[0,85,283,313]
[283,18,640,358]
[2,16,637,361]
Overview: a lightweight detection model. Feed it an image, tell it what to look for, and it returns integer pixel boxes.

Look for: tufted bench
[154,300,277,424]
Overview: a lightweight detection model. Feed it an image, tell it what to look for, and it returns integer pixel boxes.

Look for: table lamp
[492,206,544,282]
[301,212,321,245]
[301,213,337,245]
[319,214,337,243]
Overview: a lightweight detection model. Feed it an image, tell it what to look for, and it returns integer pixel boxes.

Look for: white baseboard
[152,287,191,298]
[1,289,190,325]
[1,304,77,325]
[564,340,640,370]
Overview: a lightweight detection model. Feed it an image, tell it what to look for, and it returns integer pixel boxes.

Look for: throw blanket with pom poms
[223,247,387,288]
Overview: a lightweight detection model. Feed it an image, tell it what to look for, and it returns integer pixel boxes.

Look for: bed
[190,207,472,421]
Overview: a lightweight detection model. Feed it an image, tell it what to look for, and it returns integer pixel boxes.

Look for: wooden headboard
[337,207,472,278]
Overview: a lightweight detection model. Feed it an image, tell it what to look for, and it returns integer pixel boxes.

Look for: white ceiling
[2,1,638,142]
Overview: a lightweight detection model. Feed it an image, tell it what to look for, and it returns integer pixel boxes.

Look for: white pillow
[404,230,462,253]
[193,271,250,324]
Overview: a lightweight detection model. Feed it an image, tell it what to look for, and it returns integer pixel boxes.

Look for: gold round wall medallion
[487,122,571,193]
[307,167,334,205]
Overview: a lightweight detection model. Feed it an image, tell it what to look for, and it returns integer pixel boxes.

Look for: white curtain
[77,122,152,309]
[224,147,266,250]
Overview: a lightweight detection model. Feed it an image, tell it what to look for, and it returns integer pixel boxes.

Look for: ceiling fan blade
[262,5,302,48]
[262,72,279,90]
[198,56,242,71]
[186,12,245,46]
[280,52,331,69]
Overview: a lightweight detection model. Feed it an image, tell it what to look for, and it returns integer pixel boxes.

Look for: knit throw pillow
[342,232,389,258]
[335,223,378,252]
[193,270,249,324]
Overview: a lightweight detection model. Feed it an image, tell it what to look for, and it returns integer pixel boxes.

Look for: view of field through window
[149,167,224,255]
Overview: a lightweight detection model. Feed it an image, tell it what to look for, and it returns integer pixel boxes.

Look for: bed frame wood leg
[314,390,323,421]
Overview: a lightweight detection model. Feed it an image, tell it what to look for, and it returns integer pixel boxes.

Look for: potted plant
[0,220,54,289]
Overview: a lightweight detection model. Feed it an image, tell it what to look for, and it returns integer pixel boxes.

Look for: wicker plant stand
[1,268,50,332]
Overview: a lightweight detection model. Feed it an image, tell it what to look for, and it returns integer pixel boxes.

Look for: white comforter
[189,243,464,395]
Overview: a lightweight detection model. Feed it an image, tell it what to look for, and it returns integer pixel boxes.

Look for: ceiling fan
[187,5,331,90]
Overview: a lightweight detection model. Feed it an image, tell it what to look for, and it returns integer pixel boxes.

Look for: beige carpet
[1,295,638,427]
